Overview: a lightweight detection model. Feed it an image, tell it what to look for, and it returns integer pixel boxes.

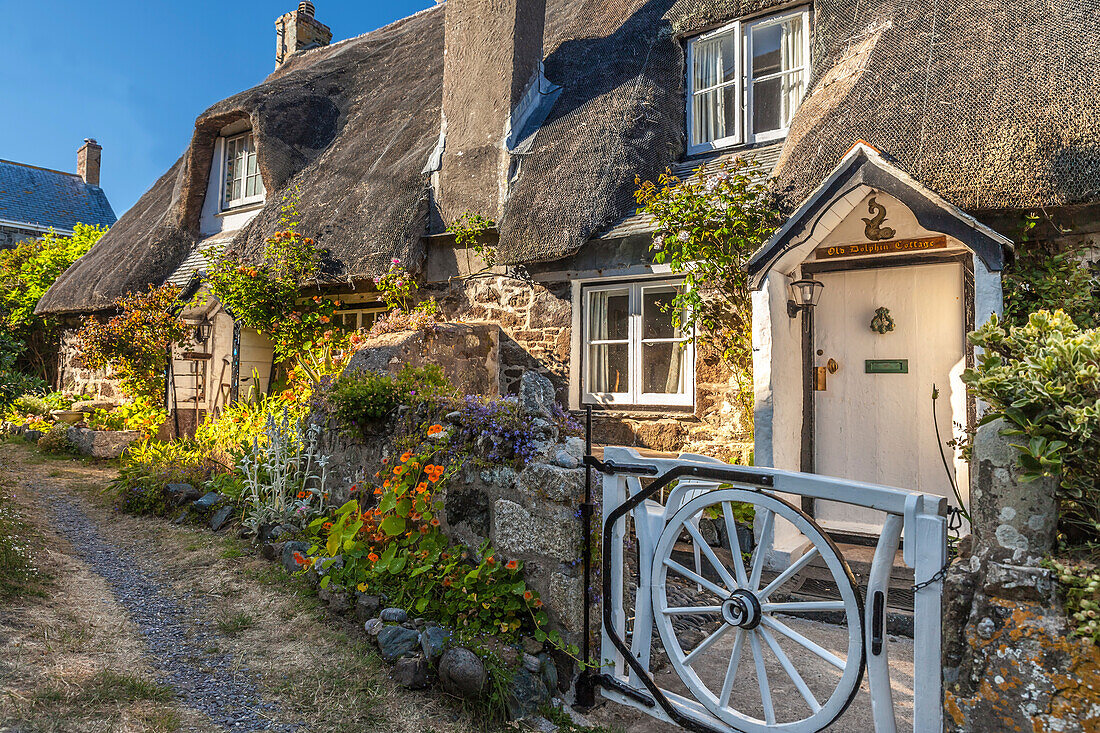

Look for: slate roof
[0,159,116,232]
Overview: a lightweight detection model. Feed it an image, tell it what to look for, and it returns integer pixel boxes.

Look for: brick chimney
[275,2,333,69]
[439,0,547,221]
[77,138,102,187]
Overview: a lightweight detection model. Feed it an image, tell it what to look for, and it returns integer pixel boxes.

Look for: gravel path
[46,492,297,732]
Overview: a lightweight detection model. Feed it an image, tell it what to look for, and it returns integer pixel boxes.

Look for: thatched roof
[772,0,1100,213]
[38,0,1100,315]
[36,0,788,315]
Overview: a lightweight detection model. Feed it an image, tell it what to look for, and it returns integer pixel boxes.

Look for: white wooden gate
[594,447,947,733]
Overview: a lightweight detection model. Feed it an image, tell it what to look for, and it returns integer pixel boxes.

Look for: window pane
[642,288,684,339]
[693,89,720,145]
[643,342,687,394]
[588,290,629,341]
[720,34,738,84]
[588,343,629,393]
[783,71,806,127]
[693,38,720,89]
[722,85,738,141]
[783,16,805,70]
[751,23,784,78]
[246,152,258,176]
[753,77,782,133]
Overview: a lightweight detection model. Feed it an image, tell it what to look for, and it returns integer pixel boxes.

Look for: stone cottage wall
[426,276,753,459]
[56,327,122,399]
[0,223,41,250]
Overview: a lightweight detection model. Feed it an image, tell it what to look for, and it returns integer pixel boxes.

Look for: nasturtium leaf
[380,515,406,536]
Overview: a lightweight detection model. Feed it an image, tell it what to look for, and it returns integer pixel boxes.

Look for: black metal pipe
[574,405,596,708]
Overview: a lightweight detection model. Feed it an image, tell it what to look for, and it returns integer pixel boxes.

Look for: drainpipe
[575,405,596,708]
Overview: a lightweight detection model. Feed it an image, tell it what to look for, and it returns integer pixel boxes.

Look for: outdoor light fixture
[194,319,212,344]
[786,278,825,317]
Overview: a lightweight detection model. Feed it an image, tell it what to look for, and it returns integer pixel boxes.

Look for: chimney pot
[275,2,332,69]
[77,138,102,187]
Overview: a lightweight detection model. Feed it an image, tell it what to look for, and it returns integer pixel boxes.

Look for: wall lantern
[194,319,213,344]
[786,278,825,317]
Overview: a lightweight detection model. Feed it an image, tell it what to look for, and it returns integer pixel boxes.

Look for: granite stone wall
[426,276,753,459]
[56,328,122,399]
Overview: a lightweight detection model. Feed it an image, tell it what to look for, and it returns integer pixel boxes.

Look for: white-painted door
[812,262,968,534]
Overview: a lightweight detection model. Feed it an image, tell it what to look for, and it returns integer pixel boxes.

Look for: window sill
[216,201,266,217]
[581,404,698,418]
[685,136,787,160]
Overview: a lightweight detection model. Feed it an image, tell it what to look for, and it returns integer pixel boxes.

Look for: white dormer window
[221,131,265,210]
[687,7,810,153]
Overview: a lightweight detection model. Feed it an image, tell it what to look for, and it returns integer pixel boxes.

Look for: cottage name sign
[815,235,947,260]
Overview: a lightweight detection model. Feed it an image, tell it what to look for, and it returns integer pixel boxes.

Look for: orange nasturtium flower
[506,560,518,570]
[292,551,308,565]
[534,599,543,608]
[486,556,497,567]
[400,451,413,462]
[374,487,383,495]
[393,465,406,476]
[323,522,333,530]
[524,590,534,601]
[296,491,307,499]
[427,424,444,436]
[430,518,441,527]
[415,482,428,494]
[368,552,379,563]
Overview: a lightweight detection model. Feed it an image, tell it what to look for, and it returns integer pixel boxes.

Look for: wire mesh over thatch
[37,6,445,315]
[771,0,1100,213]
[37,0,1100,315]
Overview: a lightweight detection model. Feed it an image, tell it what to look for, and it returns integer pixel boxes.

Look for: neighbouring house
[0,139,116,249]
[35,0,1100,546]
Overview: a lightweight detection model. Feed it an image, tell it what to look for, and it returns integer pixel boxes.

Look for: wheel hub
[721,588,762,630]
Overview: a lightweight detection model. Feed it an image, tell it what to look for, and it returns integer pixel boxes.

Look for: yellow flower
[357,582,368,592]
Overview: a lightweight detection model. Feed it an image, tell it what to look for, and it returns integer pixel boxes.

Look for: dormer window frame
[686,6,811,156]
[219,130,265,212]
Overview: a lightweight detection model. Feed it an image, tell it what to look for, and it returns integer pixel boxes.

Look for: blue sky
[0,1,434,217]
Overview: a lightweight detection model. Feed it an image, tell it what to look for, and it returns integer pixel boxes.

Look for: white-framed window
[687,7,810,153]
[221,131,265,210]
[582,280,695,407]
[332,304,388,332]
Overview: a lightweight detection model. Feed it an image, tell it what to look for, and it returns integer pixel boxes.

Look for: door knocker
[870,307,895,334]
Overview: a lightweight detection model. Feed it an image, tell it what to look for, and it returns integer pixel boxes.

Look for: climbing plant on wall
[76,283,188,404]
[634,158,781,415]
[1002,218,1099,329]
[205,190,341,385]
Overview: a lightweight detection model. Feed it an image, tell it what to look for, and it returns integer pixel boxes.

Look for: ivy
[634,159,781,417]
[1003,214,1099,329]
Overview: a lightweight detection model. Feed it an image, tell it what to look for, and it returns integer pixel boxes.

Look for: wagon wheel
[650,488,864,733]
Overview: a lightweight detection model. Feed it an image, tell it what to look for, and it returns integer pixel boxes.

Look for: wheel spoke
[718,628,746,707]
[760,616,845,669]
[683,624,732,667]
[663,558,729,599]
[684,521,738,592]
[759,546,819,600]
[662,605,722,616]
[748,508,774,592]
[750,630,776,724]
[760,626,822,713]
[721,501,750,588]
[762,600,846,613]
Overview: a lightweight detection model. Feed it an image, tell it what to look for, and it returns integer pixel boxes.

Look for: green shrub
[964,310,1100,551]
[37,424,74,455]
[112,440,214,517]
[328,365,451,433]
[1004,237,1100,329]
[12,394,49,417]
[86,398,166,439]
[0,370,46,411]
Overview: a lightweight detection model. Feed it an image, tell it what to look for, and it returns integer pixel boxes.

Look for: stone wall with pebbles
[314,363,589,649]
